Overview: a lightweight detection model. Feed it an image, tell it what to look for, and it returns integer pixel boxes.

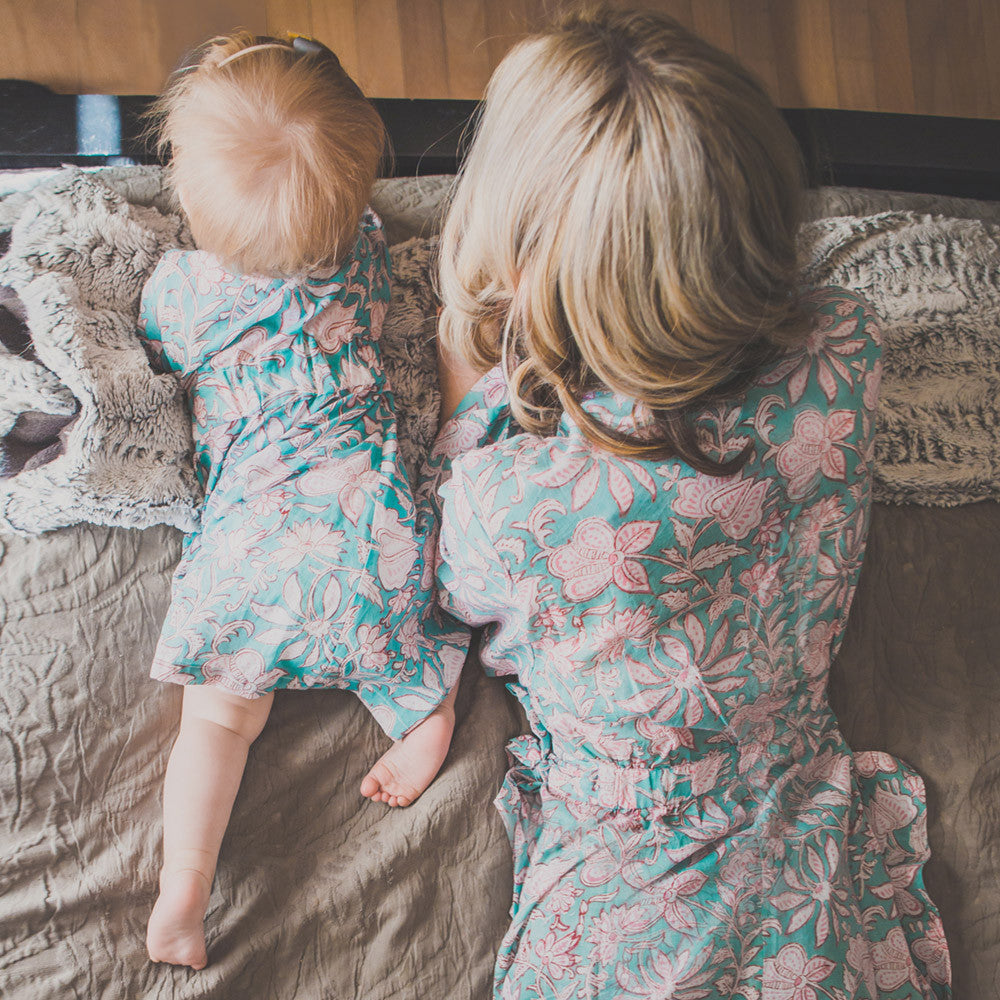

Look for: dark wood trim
[1,82,998,199]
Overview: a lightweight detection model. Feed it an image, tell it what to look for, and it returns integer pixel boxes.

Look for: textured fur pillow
[802,210,1000,506]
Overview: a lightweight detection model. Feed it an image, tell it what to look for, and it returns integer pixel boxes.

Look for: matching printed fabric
[430,288,952,999]
[137,211,466,740]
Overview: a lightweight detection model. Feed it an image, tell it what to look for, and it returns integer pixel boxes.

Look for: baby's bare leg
[146,686,273,969]
[360,682,458,808]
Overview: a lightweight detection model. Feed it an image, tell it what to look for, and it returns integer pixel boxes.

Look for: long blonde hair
[149,32,385,278]
[438,5,807,472]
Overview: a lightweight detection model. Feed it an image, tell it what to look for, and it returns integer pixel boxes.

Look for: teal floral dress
[138,211,466,740]
[430,288,951,998]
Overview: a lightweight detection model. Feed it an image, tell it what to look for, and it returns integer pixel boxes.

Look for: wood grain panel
[869,0,916,114]
[0,0,80,93]
[441,0,490,99]
[154,0,268,92]
[944,0,990,119]
[309,0,359,88]
[691,0,736,54]
[771,0,839,108]
[76,0,148,95]
[355,0,405,98]
[264,0,314,39]
[730,0,782,100]
[1,1,998,118]
[646,0,694,24]
[396,0,450,99]
[906,0,955,117]
[982,0,1000,115]
[830,0,877,112]
[482,0,537,74]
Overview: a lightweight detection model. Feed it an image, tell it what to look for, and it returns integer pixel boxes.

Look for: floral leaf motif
[320,572,341,616]
[546,517,658,600]
[530,448,588,489]
[615,521,659,553]
[865,787,919,838]
[615,557,652,594]
[303,299,364,351]
[547,518,616,602]
[673,476,769,541]
[775,408,857,500]
[691,542,744,572]
[684,614,706,660]
[670,518,696,552]
[871,927,917,991]
[658,589,689,611]
[621,458,657,501]
[339,484,365,527]
[763,942,836,1000]
[571,461,601,511]
[657,869,708,931]
[373,508,418,590]
[548,514,659,597]
[607,461,635,516]
[707,618,730,663]
[786,903,814,935]
[521,497,565,547]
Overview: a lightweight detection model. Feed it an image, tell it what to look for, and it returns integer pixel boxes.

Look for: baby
[138,33,465,969]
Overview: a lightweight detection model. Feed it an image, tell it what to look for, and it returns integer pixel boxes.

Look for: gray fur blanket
[1,167,998,535]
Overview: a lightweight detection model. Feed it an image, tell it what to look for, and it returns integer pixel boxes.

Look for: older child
[140,33,464,969]
[432,7,951,998]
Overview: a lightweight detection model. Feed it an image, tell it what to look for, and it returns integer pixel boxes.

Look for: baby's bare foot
[146,869,211,969]
[360,696,456,807]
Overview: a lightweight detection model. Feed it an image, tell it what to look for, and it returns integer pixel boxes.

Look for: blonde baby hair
[151,31,386,278]
[438,4,808,473]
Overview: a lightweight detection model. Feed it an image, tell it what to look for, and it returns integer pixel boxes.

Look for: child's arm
[136,259,174,373]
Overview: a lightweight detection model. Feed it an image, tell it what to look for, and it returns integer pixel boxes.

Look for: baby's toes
[360,760,400,801]
[360,755,421,807]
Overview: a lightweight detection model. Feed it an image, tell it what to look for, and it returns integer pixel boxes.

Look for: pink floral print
[430,287,950,998]
[775,409,857,500]
[548,518,658,600]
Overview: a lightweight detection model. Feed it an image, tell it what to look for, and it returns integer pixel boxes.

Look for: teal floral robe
[138,211,466,740]
[430,288,951,998]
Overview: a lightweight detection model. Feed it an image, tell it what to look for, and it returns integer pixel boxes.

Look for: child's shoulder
[143,248,220,292]
[801,284,881,359]
[752,284,881,410]
[143,248,185,288]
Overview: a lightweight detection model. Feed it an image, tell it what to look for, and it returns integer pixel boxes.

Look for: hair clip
[290,35,335,61]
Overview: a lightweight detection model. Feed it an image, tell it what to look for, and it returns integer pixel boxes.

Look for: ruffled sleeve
[436,457,525,677]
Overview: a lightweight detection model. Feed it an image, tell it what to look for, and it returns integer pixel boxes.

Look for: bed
[1,94,999,999]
